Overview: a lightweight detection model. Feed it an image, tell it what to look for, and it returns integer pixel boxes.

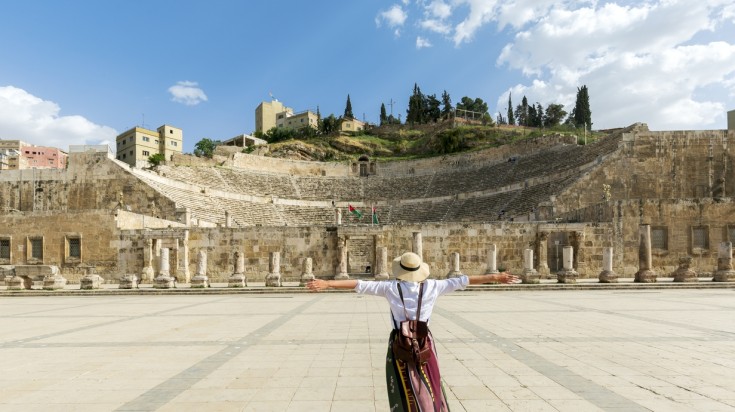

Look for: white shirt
[354,276,469,326]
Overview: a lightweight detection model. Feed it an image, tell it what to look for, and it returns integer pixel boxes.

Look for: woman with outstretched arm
[307,252,519,412]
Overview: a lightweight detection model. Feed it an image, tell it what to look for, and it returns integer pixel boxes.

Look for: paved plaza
[0,289,734,411]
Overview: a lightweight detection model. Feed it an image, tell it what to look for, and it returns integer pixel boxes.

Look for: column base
[191,275,209,288]
[80,274,104,290]
[521,270,539,284]
[598,270,618,283]
[556,269,579,283]
[265,273,282,287]
[713,270,735,282]
[634,269,657,283]
[119,274,138,289]
[228,273,247,287]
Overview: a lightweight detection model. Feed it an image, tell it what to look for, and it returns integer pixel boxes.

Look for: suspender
[395,281,424,328]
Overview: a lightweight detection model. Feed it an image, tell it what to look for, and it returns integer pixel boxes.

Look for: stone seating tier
[130,134,621,226]
[151,134,621,203]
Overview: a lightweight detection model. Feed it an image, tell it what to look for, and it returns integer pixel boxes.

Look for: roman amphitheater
[2,120,735,288]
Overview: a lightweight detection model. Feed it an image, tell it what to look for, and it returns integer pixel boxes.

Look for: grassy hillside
[263,122,602,162]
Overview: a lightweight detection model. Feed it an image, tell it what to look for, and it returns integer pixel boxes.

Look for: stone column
[447,252,462,278]
[598,247,618,283]
[228,251,247,287]
[80,266,103,290]
[412,232,423,260]
[374,247,390,280]
[335,208,342,225]
[265,251,282,287]
[141,238,155,282]
[191,249,209,288]
[484,244,499,274]
[335,236,349,280]
[521,248,539,284]
[299,257,315,286]
[153,248,175,288]
[537,232,550,277]
[714,242,735,281]
[634,224,657,282]
[181,230,190,283]
[673,256,698,282]
[556,246,579,283]
[225,211,233,228]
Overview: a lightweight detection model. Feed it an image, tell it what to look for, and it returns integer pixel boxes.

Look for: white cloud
[494,1,735,129]
[416,36,433,49]
[377,0,735,129]
[0,86,117,151]
[420,18,452,34]
[168,81,208,106]
[376,4,408,30]
[427,1,452,19]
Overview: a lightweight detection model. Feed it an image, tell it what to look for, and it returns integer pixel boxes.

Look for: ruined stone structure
[1,123,735,283]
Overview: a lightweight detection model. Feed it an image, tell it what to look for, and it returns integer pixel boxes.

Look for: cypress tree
[344,94,354,119]
[380,103,387,125]
[507,93,515,125]
[573,85,592,129]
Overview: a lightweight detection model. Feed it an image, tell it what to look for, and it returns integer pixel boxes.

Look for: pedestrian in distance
[307,251,520,411]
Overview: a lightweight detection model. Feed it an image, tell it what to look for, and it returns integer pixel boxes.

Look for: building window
[692,226,709,252]
[129,150,133,155]
[651,227,668,251]
[142,150,150,156]
[155,140,159,144]
[66,236,81,262]
[29,237,43,261]
[0,238,10,261]
[171,141,177,146]
[122,154,126,159]
[142,137,150,142]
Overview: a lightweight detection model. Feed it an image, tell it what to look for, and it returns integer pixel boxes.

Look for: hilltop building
[255,100,318,134]
[0,140,67,170]
[115,125,182,167]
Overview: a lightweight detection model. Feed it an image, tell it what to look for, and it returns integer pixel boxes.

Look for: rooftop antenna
[269,92,278,102]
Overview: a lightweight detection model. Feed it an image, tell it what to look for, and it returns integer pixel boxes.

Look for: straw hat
[392,252,430,282]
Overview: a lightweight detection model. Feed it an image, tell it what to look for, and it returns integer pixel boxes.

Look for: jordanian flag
[372,206,379,224]
[348,204,363,218]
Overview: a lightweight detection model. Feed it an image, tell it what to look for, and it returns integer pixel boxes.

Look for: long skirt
[385,329,449,411]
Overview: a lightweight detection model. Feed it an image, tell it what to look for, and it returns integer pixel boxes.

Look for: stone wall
[552,129,735,215]
[0,210,119,282]
[113,222,609,282]
[0,152,179,220]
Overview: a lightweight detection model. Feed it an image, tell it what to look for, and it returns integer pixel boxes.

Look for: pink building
[16,145,68,169]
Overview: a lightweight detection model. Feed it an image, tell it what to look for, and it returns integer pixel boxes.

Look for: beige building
[115,125,182,167]
[340,118,365,133]
[255,100,318,133]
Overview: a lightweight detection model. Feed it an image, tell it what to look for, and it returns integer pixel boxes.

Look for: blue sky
[1,0,734,154]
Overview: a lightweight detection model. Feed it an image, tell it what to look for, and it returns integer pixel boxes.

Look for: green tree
[515,96,529,126]
[148,153,165,167]
[319,114,341,135]
[507,93,515,125]
[496,112,507,125]
[193,138,221,158]
[544,103,567,127]
[425,94,441,123]
[440,90,452,119]
[572,85,592,129]
[265,126,297,143]
[456,97,489,115]
[406,83,426,124]
[344,94,354,119]
[380,103,388,125]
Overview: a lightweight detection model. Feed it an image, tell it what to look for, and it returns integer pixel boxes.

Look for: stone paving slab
[0,290,733,411]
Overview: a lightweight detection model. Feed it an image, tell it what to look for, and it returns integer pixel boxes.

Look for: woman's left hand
[496,272,521,284]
